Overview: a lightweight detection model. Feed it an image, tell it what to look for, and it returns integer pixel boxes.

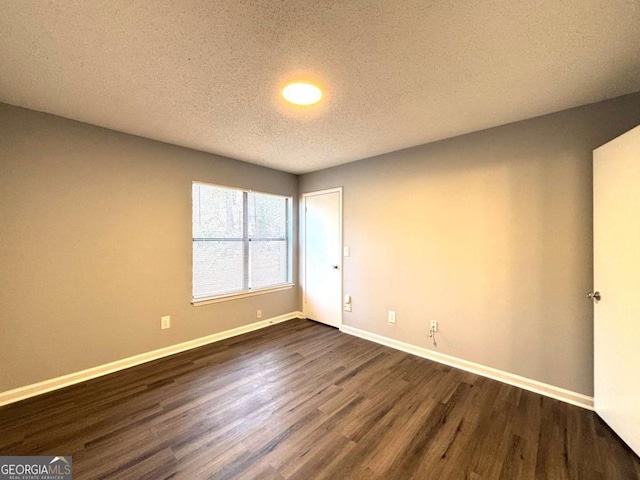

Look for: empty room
[1,1,639,479]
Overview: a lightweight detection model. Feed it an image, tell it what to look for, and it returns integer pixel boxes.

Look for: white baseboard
[2,314,593,412]
[0,311,304,408]
[340,324,594,411]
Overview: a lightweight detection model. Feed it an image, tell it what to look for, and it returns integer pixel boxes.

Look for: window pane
[193,184,243,239]
[192,182,291,300]
[193,240,243,298]
[248,193,287,239]
[249,240,288,289]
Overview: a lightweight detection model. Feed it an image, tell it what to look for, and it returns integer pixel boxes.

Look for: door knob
[587,291,601,301]
[332,265,339,270]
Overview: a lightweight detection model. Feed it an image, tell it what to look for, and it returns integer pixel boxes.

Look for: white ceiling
[1,1,639,174]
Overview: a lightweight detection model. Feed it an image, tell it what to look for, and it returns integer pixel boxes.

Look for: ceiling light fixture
[282,82,323,106]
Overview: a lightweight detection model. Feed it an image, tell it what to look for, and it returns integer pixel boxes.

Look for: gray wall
[3,92,640,397]
[0,103,298,392]
[299,92,640,396]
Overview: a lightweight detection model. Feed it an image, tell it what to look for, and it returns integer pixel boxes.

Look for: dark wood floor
[1,319,638,479]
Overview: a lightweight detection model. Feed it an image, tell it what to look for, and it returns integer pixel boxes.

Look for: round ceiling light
[281,82,323,106]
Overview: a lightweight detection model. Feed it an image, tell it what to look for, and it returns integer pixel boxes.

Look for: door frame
[301,187,343,328]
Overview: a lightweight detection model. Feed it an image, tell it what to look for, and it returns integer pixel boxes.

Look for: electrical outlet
[388,310,396,324]
[161,316,171,330]
[257,310,262,319]
[430,320,438,333]
[344,303,352,312]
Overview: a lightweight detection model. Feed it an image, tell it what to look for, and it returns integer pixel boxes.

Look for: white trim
[192,180,292,198]
[301,187,343,329]
[0,311,304,408]
[302,187,344,198]
[340,324,594,411]
[192,284,295,306]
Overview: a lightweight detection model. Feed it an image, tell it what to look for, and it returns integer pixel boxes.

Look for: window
[192,182,293,302]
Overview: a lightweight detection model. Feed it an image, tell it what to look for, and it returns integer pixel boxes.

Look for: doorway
[302,188,343,328]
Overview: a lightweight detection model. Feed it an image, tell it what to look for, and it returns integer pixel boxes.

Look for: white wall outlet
[344,294,352,312]
[430,320,438,332]
[161,316,171,330]
[257,309,262,319]
[388,310,396,324]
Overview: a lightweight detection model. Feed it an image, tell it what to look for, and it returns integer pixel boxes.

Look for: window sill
[192,284,295,306]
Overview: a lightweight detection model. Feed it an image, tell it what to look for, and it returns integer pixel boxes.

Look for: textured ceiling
[1,1,639,174]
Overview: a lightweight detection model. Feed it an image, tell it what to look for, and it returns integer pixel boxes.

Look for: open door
[593,125,640,456]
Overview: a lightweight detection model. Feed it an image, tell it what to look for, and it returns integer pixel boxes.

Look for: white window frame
[192,182,294,306]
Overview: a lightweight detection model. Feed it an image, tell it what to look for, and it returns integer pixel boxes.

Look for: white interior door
[303,189,342,328]
[593,125,640,456]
